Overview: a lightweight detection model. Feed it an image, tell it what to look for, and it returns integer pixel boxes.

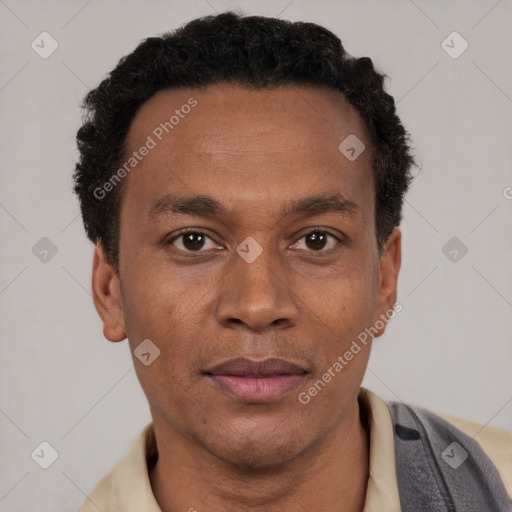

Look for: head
[74,12,414,468]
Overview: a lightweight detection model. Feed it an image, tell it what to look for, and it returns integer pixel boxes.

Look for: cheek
[300,276,376,410]
[122,284,200,422]
[119,252,196,339]
[306,258,378,337]
[119,256,209,374]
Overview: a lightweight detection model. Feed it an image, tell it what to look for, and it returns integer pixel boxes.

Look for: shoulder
[386,398,512,509]
[79,422,159,512]
[434,409,512,502]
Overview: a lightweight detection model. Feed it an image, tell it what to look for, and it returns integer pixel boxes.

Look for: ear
[91,242,127,342]
[374,227,402,338]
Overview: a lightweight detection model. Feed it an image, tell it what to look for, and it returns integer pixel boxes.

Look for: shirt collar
[83,388,401,511]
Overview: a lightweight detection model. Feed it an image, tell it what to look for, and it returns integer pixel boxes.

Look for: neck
[149,399,369,512]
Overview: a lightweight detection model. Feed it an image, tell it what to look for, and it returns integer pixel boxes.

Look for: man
[74,12,511,512]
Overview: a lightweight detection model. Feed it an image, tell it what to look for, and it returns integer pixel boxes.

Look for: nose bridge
[237,241,279,293]
[216,238,298,331]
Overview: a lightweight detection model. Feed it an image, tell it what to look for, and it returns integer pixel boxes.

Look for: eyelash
[167,228,343,253]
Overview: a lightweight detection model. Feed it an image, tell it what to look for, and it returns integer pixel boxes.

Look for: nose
[215,243,300,332]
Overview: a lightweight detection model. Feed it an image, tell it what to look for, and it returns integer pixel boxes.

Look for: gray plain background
[1,0,511,509]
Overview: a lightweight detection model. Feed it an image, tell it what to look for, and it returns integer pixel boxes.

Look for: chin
[217,445,300,470]
[199,424,312,470]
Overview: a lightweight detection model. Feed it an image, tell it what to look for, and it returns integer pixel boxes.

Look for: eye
[291,230,340,251]
[169,231,223,252]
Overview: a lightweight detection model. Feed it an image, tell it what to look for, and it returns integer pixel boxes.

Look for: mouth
[203,357,308,402]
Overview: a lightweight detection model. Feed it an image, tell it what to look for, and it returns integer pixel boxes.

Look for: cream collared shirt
[79,389,512,511]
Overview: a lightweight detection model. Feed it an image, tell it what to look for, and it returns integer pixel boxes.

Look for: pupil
[306,232,326,250]
[184,233,204,250]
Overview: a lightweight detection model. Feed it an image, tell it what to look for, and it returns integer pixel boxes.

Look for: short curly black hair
[74,11,414,270]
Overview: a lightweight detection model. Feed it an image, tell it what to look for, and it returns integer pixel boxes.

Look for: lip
[204,357,307,402]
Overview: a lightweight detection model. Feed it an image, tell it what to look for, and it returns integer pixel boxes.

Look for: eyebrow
[285,194,359,217]
[148,193,359,220]
[149,194,224,218]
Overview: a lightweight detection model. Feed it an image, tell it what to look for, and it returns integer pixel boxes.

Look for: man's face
[94,84,400,467]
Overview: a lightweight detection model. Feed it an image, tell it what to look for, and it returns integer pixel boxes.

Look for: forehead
[126,84,368,155]
[121,84,373,221]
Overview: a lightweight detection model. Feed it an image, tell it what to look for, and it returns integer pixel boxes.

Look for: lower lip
[208,374,306,402]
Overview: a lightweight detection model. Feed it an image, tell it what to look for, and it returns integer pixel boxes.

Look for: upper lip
[204,357,307,377]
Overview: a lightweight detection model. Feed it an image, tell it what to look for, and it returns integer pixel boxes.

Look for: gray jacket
[388,403,511,511]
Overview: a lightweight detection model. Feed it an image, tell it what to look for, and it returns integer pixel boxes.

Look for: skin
[92,84,401,512]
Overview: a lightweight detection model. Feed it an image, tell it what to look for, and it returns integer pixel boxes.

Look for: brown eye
[305,231,328,250]
[171,232,221,252]
[291,230,340,252]
[182,232,205,250]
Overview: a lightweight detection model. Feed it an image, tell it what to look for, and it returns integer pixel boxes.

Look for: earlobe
[91,243,127,342]
[375,227,402,336]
